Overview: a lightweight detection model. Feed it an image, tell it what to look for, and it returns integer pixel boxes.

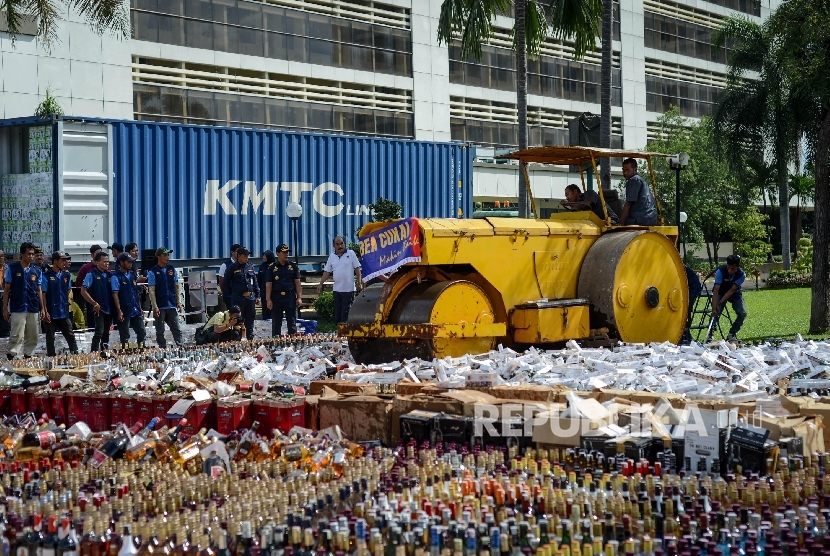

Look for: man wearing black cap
[225,247,259,340]
[266,244,302,336]
[42,251,79,355]
[111,252,146,348]
[108,242,124,260]
[217,244,240,309]
[148,247,183,347]
[74,244,102,325]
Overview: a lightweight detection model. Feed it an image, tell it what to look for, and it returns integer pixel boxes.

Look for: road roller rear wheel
[577,231,688,343]
[388,280,497,360]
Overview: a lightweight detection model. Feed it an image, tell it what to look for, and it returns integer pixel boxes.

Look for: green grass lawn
[708,287,826,342]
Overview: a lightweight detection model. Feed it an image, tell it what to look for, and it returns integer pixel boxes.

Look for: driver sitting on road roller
[559,183,618,224]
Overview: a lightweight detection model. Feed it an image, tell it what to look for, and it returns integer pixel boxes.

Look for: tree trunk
[706,241,712,267]
[515,0,530,218]
[777,159,791,269]
[763,188,774,262]
[599,0,613,191]
[810,109,830,334]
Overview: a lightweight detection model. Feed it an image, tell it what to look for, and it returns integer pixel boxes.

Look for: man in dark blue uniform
[265,244,302,336]
[218,244,240,310]
[80,250,113,352]
[148,247,183,348]
[226,247,259,341]
[111,252,146,348]
[2,242,46,359]
[710,254,747,342]
[42,251,79,356]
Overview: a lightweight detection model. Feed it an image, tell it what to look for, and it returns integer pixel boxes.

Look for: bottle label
[89,449,109,468]
[35,431,56,449]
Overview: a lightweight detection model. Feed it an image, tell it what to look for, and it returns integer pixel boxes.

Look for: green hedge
[767,270,812,288]
[313,291,335,321]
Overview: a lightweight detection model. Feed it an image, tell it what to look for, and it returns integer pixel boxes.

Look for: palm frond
[68,0,130,39]
[3,0,24,45]
[23,0,61,49]
[437,0,467,46]
[545,0,601,59]
[518,0,549,58]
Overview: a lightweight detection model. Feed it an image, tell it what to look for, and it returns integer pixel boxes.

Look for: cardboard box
[0,388,10,416]
[166,398,216,436]
[483,385,565,403]
[10,388,26,414]
[89,394,110,432]
[122,397,142,427]
[394,381,432,396]
[532,410,613,447]
[308,380,377,396]
[49,392,67,424]
[319,394,393,446]
[794,402,830,444]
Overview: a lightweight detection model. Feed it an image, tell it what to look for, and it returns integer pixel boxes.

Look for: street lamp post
[286,202,303,266]
[680,211,688,261]
[667,153,690,255]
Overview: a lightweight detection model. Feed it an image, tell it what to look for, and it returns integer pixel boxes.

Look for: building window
[450,118,623,151]
[133,84,414,138]
[644,12,736,63]
[131,0,412,77]
[702,0,759,17]
[449,45,622,106]
[645,75,720,118]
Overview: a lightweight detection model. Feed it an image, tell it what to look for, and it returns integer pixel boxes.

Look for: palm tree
[599,0,613,190]
[742,159,777,262]
[3,0,130,49]
[439,0,602,218]
[712,16,797,269]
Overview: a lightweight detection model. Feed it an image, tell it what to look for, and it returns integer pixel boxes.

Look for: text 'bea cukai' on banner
[359,217,421,282]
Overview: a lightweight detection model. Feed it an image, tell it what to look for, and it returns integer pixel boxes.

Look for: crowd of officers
[0,236,364,359]
[0,242,184,359]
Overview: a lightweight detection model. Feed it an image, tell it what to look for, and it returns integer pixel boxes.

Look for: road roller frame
[341,146,689,364]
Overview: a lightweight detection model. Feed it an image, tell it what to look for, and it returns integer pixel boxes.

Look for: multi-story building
[0,0,777,215]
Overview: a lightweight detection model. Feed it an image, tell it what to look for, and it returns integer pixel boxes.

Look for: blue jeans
[716,292,747,335]
[333,291,355,323]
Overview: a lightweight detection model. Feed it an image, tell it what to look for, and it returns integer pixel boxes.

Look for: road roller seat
[602,188,625,220]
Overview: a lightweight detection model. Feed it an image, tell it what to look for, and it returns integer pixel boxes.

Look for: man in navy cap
[111,252,146,348]
[266,244,302,336]
[217,244,240,310]
[225,247,259,341]
[42,251,79,355]
[148,247,183,347]
[80,250,113,352]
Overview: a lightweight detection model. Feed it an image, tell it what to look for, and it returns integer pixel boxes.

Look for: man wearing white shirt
[317,236,362,323]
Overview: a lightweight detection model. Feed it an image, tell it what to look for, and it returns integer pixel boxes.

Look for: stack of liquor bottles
[0,427,827,556]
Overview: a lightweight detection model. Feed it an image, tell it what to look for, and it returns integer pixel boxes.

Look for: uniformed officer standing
[148,247,183,348]
[2,242,46,359]
[225,247,259,340]
[42,251,79,356]
[80,251,113,352]
[265,244,302,336]
[111,252,147,347]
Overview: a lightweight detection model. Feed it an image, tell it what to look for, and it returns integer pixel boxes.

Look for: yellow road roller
[340,146,688,364]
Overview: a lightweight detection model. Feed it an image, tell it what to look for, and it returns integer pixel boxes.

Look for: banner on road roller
[359,217,421,282]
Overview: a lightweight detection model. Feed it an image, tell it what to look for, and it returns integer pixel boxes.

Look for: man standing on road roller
[619,158,658,226]
[318,236,362,323]
[266,244,301,336]
[710,254,747,342]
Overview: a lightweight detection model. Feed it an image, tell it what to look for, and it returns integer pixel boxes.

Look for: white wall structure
[0,6,133,119]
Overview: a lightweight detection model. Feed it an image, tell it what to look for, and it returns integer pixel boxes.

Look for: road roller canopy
[497,146,670,165]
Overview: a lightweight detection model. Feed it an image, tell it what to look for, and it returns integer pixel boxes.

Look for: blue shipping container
[110,121,473,260]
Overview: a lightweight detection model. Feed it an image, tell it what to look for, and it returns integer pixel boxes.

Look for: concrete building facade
[0,0,777,207]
